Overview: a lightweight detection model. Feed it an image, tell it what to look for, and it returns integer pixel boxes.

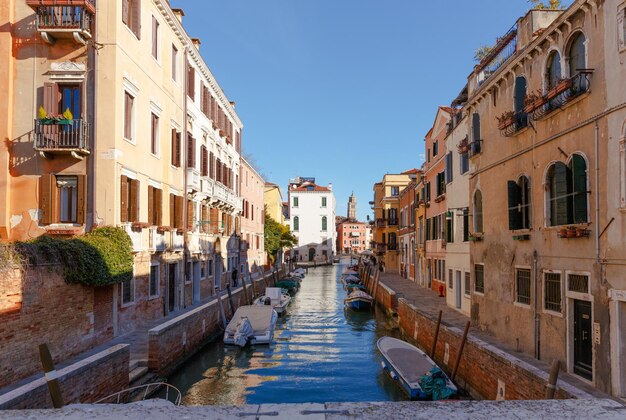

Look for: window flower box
[457,137,470,154]
[557,226,590,238]
[40,117,72,125]
[131,221,150,231]
[469,233,483,242]
[546,78,573,100]
[434,195,445,203]
[157,225,172,233]
[496,111,515,130]
[523,92,547,114]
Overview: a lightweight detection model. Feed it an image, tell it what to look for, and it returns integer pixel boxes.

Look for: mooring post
[545,359,561,399]
[373,269,380,301]
[451,321,471,381]
[430,310,443,359]
[226,285,236,316]
[241,274,250,305]
[39,343,65,408]
[217,289,227,328]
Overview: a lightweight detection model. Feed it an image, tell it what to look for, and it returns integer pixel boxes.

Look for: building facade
[263,182,284,224]
[240,158,266,272]
[336,219,367,255]
[347,192,357,219]
[288,177,336,262]
[399,180,417,280]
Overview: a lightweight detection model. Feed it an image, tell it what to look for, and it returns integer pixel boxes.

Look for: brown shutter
[122,0,130,25]
[43,82,57,115]
[175,196,183,229]
[148,185,154,225]
[132,0,141,39]
[187,200,194,229]
[171,129,176,166]
[130,179,139,222]
[155,188,162,226]
[77,175,86,225]
[209,151,214,179]
[169,193,175,226]
[151,15,157,58]
[39,174,54,225]
[120,175,129,222]
[187,134,193,168]
[201,146,208,176]
[201,205,208,233]
[176,132,181,167]
[124,93,132,140]
[192,137,196,168]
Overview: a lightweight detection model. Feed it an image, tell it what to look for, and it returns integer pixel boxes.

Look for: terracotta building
[398,178,417,280]
[240,158,266,272]
[336,219,367,255]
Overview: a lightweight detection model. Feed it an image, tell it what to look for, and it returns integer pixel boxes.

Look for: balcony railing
[33,118,90,155]
[387,218,398,226]
[387,243,398,251]
[468,140,482,157]
[497,111,529,137]
[27,1,95,43]
[526,71,594,120]
[187,168,201,192]
[476,25,517,86]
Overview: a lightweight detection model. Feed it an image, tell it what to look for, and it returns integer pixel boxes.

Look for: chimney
[328,183,333,190]
[172,8,184,23]
[229,101,236,109]
[191,38,201,50]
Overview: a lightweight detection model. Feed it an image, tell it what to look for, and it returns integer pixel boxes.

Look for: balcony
[187,167,201,192]
[148,228,167,252]
[387,243,398,251]
[33,118,90,158]
[387,219,398,226]
[468,139,482,157]
[26,0,95,45]
[122,223,145,252]
[497,111,529,137]
[525,71,594,120]
[476,25,517,87]
[170,231,184,251]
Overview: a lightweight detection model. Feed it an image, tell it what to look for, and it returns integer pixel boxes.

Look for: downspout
[182,47,189,309]
[87,6,97,233]
[594,121,600,261]
[533,249,540,360]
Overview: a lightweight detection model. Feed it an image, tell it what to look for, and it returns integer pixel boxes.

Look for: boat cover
[342,270,359,276]
[266,287,282,301]
[419,367,456,401]
[226,305,275,335]
[346,290,373,301]
[233,316,253,347]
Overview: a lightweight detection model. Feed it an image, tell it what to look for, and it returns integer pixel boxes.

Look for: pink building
[336,219,367,255]
[240,158,266,272]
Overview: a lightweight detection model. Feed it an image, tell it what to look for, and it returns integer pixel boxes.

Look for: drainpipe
[594,121,600,261]
[533,249,540,360]
[182,46,189,309]
[87,7,97,233]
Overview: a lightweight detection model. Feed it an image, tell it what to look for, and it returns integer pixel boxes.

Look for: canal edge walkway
[368,271,616,401]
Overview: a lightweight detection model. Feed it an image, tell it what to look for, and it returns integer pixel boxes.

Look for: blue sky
[173,0,566,221]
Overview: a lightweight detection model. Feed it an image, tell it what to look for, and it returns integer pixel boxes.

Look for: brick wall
[0,344,129,409]
[0,265,113,389]
[396,298,587,400]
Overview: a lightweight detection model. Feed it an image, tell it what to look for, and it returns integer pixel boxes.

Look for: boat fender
[264,297,272,305]
[389,371,398,381]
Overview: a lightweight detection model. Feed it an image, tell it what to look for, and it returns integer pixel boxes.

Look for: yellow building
[372,171,414,272]
[264,183,284,224]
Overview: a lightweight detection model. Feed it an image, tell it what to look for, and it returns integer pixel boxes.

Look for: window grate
[474,264,484,294]
[568,274,589,294]
[464,272,470,296]
[448,269,453,289]
[516,268,531,305]
[544,272,562,313]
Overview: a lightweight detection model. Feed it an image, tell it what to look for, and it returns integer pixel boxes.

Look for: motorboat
[377,336,457,400]
[224,305,278,347]
[344,290,374,311]
[275,278,300,293]
[254,287,291,315]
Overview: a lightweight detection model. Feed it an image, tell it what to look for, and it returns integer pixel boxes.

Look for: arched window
[473,190,483,233]
[568,32,587,91]
[293,216,299,232]
[321,216,327,231]
[546,51,562,90]
[508,176,531,230]
[546,154,588,226]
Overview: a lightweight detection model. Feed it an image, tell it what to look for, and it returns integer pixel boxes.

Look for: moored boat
[377,336,457,400]
[275,278,300,293]
[254,287,291,315]
[224,305,278,347]
[344,290,373,311]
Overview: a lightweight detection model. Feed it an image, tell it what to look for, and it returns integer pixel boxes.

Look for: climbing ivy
[16,227,134,287]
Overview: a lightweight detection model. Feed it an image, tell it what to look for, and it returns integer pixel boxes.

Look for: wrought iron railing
[468,139,482,157]
[28,1,95,35]
[528,71,593,120]
[33,118,90,152]
[476,26,518,86]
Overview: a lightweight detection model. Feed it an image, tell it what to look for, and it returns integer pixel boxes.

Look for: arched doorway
[308,247,316,262]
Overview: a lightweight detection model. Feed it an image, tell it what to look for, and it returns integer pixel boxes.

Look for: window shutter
[176,132,181,167]
[175,196,183,229]
[122,0,130,26]
[187,134,193,168]
[148,185,154,225]
[571,154,588,224]
[130,179,139,222]
[132,0,141,39]
[201,146,208,176]
[209,151,214,179]
[472,113,481,142]
[202,205,208,233]
[39,174,55,225]
[551,163,570,226]
[155,188,162,226]
[120,175,129,222]
[169,193,175,227]
[507,180,522,230]
[77,175,86,225]
[43,82,57,115]
[171,129,176,166]
[187,200,194,229]
[151,15,158,58]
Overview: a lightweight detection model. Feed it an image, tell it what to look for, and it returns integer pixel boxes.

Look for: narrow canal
[167,259,408,405]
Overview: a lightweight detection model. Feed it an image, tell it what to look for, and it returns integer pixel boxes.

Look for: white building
[288,177,336,262]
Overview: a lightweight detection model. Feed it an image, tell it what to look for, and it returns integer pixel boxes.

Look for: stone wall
[0,344,129,409]
[0,265,113,389]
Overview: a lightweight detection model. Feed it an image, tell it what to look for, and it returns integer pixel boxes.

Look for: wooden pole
[39,343,65,408]
[430,310,443,358]
[241,274,250,305]
[372,269,380,300]
[226,285,236,316]
[217,289,227,328]
[451,321,471,381]
[545,359,561,399]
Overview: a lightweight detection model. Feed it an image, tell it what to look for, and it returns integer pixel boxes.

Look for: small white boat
[254,287,291,315]
[224,305,278,347]
[290,268,306,278]
[377,336,457,400]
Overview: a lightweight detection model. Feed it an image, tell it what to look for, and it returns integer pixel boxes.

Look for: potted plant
[157,225,172,233]
[523,90,546,113]
[546,77,573,100]
[38,107,73,125]
[566,226,577,238]
[557,227,568,238]
[457,137,470,154]
[496,111,515,130]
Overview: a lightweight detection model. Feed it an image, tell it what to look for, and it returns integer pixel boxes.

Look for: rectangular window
[147,186,162,226]
[463,209,469,241]
[464,272,470,296]
[150,113,159,155]
[391,186,400,196]
[568,273,589,294]
[460,153,469,174]
[293,196,298,207]
[187,134,196,168]
[445,152,453,183]
[200,260,206,280]
[120,176,139,223]
[436,172,446,196]
[433,140,438,156]
[201,146,208,177]
[208,258,213,276]
[58,84,81,117]
[151,15,159,59]
[171,45,178,81]
[425,182,431,202]
[445,213,453,243]
[149,264,159,297]
[122,0,141,39]
[56,175,78,223]
[474,264,484,294]
[322,197,327,207]
[516,268,531,305]
[124,91,135,142]
[544,272,562,313]
[121,277,135,304]
[448,269,453,288]
[171,129,181,167]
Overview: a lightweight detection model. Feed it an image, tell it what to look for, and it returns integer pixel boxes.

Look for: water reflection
[167,261,407,405]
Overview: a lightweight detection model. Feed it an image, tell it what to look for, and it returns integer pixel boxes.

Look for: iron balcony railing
[27,1,95,37]
[33,118,90,153]
[468,139,482,157]
[476,25,518,86]
[526,71,594,120]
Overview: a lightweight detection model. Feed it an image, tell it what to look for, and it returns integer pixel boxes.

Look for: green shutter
[507,180,522,230]
[571,154,588,224]
[550,162,570,226]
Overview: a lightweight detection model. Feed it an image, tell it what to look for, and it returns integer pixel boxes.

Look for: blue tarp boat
[344,290,373,311]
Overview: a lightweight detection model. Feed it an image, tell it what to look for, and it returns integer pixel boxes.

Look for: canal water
[167,260,408,405]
